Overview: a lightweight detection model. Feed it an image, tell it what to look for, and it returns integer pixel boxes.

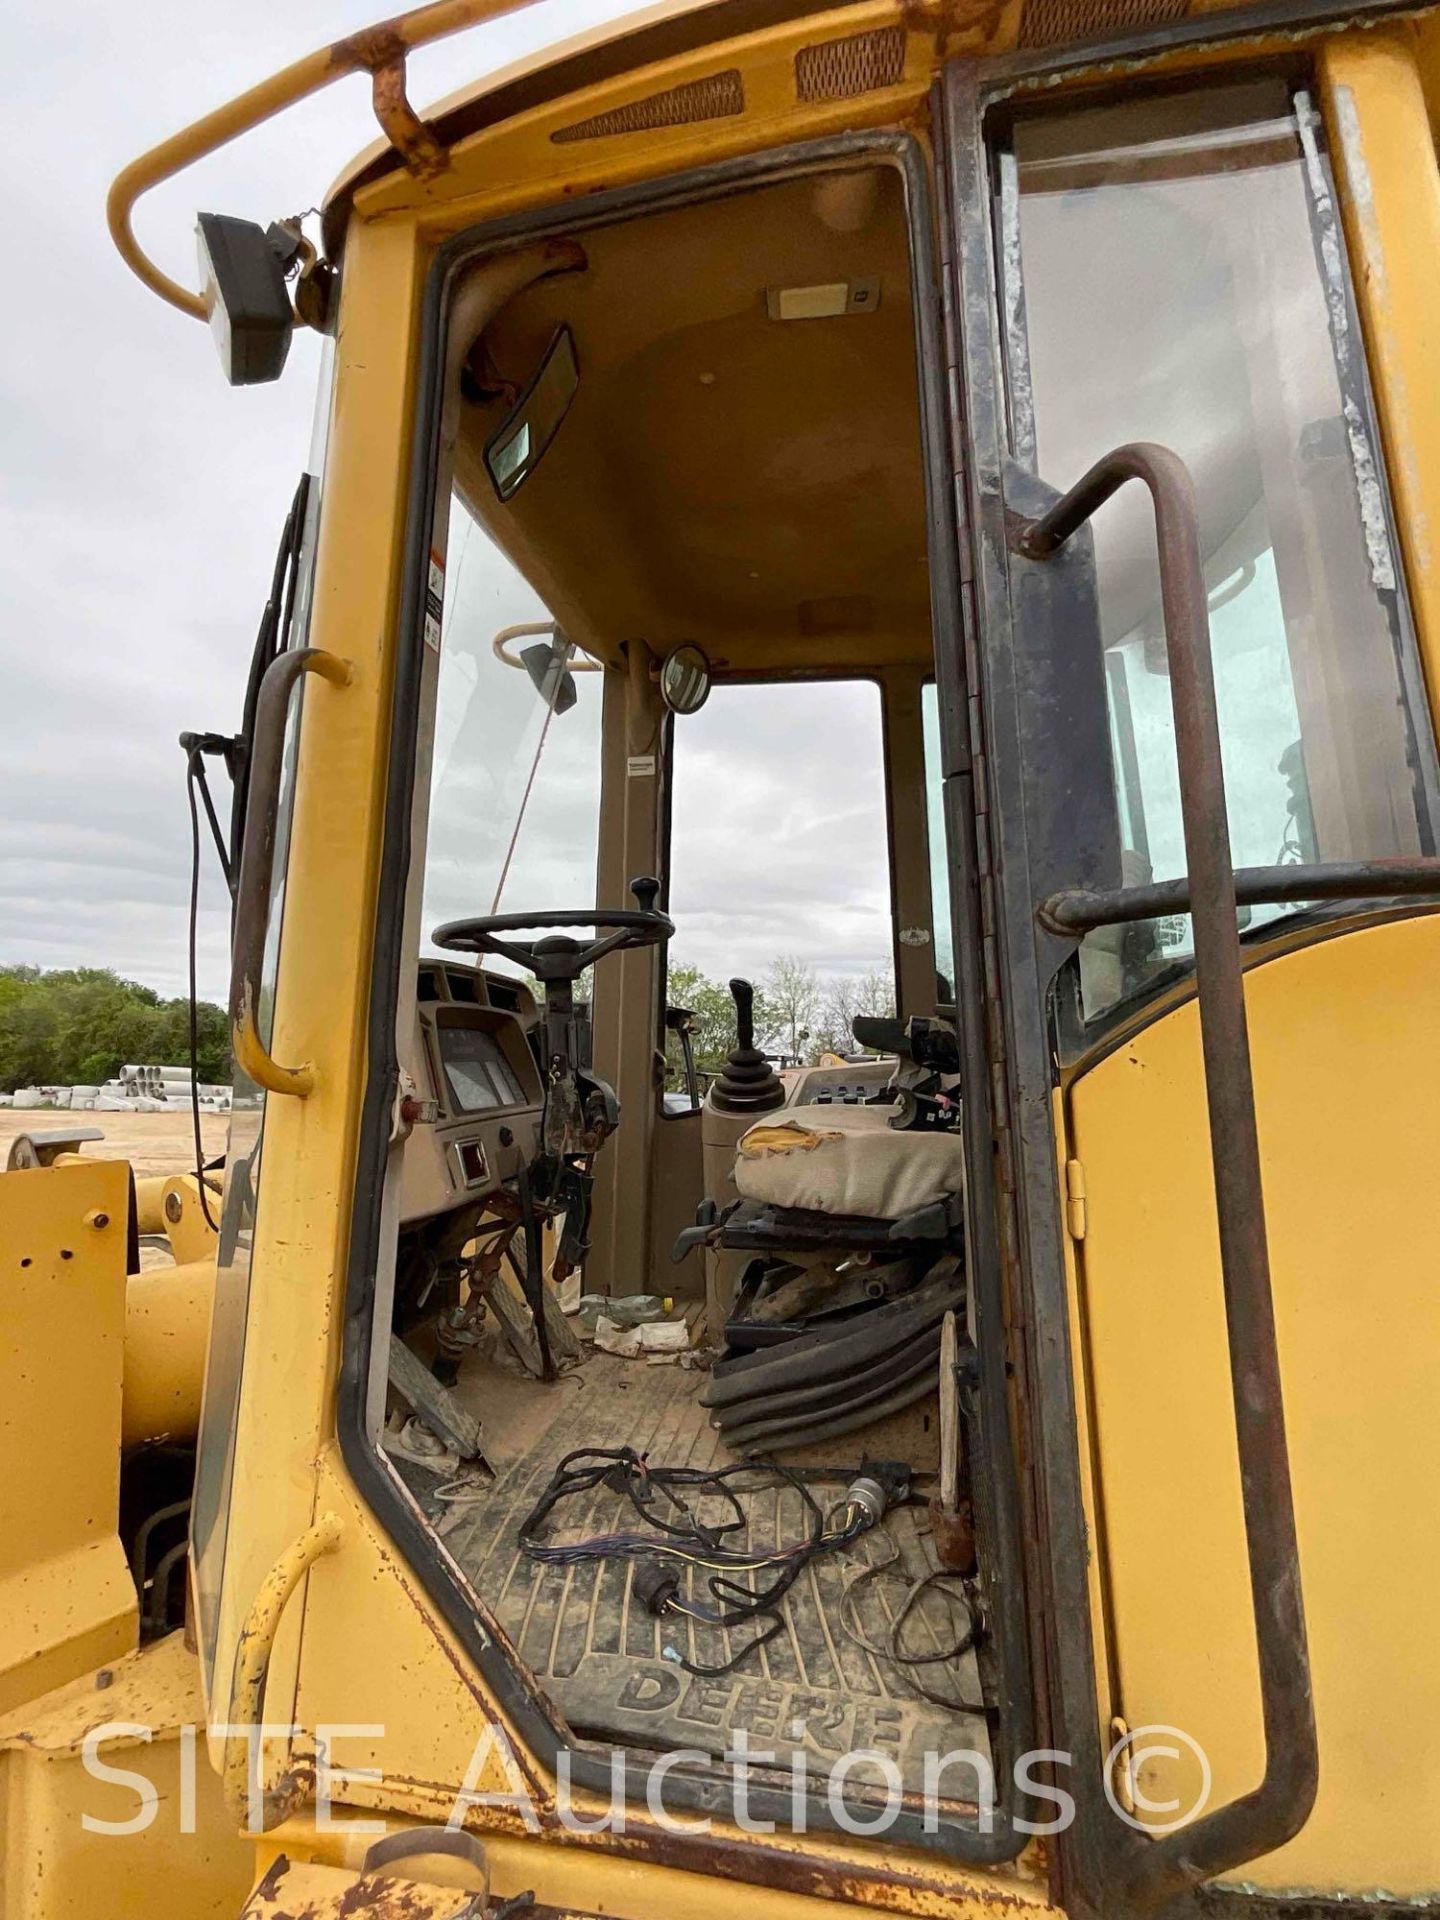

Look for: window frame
[336,127,1036,1865]
[988,64,1440,1058]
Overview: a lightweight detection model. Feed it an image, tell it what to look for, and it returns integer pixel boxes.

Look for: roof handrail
[107,0,540,319]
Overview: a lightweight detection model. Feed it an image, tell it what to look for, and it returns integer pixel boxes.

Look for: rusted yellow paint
[0,1633,252,1920]
[223,1512,343,1829]
[1063,914,1440,1894]
[0,1161,136,1717]
[1321,27,1440,728]
[240,1856,487,1918]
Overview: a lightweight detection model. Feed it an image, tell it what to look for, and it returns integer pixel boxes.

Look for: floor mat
[413,1352,989,1790]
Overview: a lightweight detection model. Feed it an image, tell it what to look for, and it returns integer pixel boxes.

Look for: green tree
[663,962,764,1075]
[0,966,232,1092]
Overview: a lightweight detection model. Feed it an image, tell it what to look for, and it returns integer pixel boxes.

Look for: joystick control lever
[711,977,786,1115]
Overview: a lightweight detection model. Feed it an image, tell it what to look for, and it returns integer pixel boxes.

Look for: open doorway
[349,147,1017,1844]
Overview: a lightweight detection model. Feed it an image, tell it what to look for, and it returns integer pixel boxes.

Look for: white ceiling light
[765,277,880,321]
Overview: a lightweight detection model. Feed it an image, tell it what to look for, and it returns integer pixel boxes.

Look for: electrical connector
[633,1563,681,1616]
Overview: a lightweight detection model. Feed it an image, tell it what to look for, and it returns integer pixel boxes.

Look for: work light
[195,212,296,386]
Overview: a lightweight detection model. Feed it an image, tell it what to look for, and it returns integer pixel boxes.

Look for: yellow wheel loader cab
[4,0,1437,1914]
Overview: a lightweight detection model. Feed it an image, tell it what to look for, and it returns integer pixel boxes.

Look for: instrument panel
[434,1016,529,1114]
[399,962,544,1225]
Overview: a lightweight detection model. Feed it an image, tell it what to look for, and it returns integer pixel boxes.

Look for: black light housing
[196,212,295,386]
[520,637,578,715]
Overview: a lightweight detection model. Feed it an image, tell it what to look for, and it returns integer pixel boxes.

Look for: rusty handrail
[106,0,544,319]
[1012,442,1318,1905]
[230,647,352,1099]
[1040,856,1440,935]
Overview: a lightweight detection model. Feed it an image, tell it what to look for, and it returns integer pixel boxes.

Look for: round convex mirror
[659,644,712,715]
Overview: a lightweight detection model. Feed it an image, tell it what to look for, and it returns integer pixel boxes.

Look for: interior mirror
[659,644,711,715]
[484,324,579,501]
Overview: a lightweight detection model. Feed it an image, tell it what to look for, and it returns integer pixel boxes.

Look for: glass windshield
[666,679,894,1066]
[1005,80,1435,1023]
[420,488,603,962]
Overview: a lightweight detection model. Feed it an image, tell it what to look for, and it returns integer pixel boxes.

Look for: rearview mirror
[485,325,579,501]
[659,644,711,715]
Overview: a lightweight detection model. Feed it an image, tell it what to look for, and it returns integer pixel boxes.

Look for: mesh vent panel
[1018,0,1191,49]
[794,26,907,101]
[551,69,744,143]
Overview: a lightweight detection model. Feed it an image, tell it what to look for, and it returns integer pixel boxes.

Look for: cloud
[1,2,643,1002]
[3,2,904,1021]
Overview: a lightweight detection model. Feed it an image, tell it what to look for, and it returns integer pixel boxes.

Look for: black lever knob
[729,977,755,1051]
[712,976,784,1115]
[630,874,661,916]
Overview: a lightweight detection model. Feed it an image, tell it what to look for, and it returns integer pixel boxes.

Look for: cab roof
[321,0,860,256]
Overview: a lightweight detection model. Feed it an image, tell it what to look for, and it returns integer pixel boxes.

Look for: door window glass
[1004,81,1435,1020]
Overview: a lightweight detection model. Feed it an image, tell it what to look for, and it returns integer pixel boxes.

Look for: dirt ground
[0,1106,230,1180]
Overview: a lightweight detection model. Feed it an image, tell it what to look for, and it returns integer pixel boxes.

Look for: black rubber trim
[705,1274,961,1403]
[709,1322,947,1427]
[719,1352,941,1451]
[728,1368,942,1458]
[336,130,1029,1867]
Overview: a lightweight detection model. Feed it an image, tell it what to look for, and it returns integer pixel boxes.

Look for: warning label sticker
[423,551,444,652]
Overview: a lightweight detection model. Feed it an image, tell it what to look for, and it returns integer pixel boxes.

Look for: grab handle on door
[229,647,352,1098]
[221,1509,343,1828]
[1011,442,1318,1906]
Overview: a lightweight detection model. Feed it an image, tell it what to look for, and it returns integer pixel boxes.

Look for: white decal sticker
[424,551,445,652]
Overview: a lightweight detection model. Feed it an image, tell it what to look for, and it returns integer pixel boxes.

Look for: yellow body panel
[0,1634,252,1920]
[0,1162,136,1717]
[122,1257,214,1449]
[205,210,426,1760]
[1064,913,1440,1896]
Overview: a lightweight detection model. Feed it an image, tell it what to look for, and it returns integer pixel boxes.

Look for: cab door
[942,41,1440,1911]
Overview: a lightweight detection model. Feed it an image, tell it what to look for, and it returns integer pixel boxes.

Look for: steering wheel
[432,875,673,982]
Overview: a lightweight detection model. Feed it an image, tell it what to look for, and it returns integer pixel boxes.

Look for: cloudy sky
[1,1,900,1012]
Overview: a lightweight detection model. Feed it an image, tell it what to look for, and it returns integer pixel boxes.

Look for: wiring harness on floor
[516,1445,911,1676]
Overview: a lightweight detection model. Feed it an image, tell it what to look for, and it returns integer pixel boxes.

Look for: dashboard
[398,961,545,1226]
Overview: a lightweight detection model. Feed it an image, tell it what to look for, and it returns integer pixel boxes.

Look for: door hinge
[1065,1158,1087,1241]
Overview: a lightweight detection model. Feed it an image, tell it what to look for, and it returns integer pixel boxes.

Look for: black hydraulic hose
[514,1160,553,1382]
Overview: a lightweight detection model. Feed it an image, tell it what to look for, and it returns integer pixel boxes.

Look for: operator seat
[676,995,966,1267]
[732,1104,964,1222]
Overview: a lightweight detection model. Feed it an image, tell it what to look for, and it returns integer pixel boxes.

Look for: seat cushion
[734,1105,964,1221]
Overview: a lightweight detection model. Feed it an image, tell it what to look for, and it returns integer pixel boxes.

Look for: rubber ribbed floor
[421,1353,989,1788]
